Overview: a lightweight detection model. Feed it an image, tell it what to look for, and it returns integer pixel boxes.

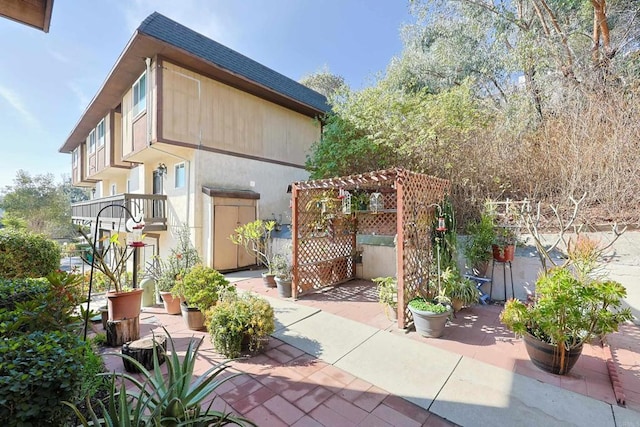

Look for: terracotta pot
[275,277,292,298]
[106,289,143,321]
[492,244,515,262]
[451,298,464,313]
[261,273,276,288]
[523,332,583,375]
[181,302,205,331]
[160,291,182,315]
[408,305,451,338]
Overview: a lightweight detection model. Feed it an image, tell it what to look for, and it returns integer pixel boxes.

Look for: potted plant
[440,267,480,312]
[145,224,201,314]
[230,219,277,287]
[174,265,236,330]
[273,252,293,298]
[408,296,451,338]
[463,209,496,275]
[147,256,183,315]
[500,267,632,375]
[207,292,275,358]
[77,227,143,321]
[373,276,397,321]
[492,226,517,262]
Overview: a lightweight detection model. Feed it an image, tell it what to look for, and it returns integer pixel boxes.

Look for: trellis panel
[291,168,449,328]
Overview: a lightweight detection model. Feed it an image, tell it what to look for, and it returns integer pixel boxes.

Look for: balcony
[71,193,167,232]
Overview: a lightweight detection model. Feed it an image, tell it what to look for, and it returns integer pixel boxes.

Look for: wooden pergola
[291,168,449,328]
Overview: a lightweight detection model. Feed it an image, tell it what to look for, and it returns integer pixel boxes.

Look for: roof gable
[138,12,329,113]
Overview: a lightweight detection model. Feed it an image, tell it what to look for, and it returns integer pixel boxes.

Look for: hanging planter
[369,192,384,213]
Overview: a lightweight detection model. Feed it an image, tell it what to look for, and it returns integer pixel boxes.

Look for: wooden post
[121,335,167,372]
[106,317,140,346]
[396,177,405,329]
[291,184,299,300]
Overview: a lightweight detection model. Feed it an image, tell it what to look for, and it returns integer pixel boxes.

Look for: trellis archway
[291,168,449,328]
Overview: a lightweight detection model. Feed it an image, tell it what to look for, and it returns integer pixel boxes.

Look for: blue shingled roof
[138,12,329,113]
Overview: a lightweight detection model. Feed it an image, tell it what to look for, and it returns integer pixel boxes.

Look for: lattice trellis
[291,168,449,328]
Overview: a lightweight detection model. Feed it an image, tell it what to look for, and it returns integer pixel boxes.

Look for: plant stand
[122,335,167,373]
[490,260,514,301]
[106,317,140,346]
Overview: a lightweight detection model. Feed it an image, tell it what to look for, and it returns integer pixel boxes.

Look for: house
[0,0,54,32]
[59,12,328,272]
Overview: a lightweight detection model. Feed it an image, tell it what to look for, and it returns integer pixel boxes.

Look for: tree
[0,171,84,239]
[299,67,348,101]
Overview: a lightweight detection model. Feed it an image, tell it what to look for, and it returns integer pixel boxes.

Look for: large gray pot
[275,277,292,298]
[408,305,450,338]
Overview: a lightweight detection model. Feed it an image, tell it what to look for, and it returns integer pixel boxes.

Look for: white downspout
[145,57,152,146]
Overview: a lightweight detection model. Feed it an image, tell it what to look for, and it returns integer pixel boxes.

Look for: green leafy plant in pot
[463,209,495,275]
[373,277,398,321]
[173,265,236,331]
[273,252,293,298]
[492,226,517,262]
[500,266,632,375]
[146,223,201,314]
[440,267,480,312]
[77,227,143,322]
[230,219,277,287]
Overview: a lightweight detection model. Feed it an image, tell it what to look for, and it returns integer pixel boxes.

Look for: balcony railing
[71,193,167,231]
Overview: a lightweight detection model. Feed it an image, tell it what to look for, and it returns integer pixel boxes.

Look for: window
[110,184,116,196]
[97,119,105,147]
[71,148,78,166]
[88,130,96,154]
[174,162,186,189]
[132,73,147,116]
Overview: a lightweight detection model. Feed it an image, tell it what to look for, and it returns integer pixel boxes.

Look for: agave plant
[64,328,256,426]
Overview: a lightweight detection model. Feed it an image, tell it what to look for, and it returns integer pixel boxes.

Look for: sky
[0,0,415,191]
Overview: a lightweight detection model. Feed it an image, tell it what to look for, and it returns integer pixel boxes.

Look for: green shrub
[0,277,49,309]
[0,272,84,336]
[0,330,88,426]
[175,265,236,311]
[0,229,60,278]
[208,292,275,358]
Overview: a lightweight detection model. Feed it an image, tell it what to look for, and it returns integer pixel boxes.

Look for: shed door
[213,205,255,271]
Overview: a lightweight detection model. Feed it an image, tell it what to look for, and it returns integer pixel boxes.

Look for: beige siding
[162,62,320,165]
[114,111,123,164]
[122,88,133,157]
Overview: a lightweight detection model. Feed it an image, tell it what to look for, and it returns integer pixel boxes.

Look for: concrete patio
[97,272,640,426]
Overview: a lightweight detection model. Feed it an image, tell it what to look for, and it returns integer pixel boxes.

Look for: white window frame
[132,72,147,117]
[97,119,105,147]
[174,162,186,189]
[88,130,96,154]
[71,148,78,167]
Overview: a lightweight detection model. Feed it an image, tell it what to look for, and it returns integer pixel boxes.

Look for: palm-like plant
[64,329,256,426]
[230,220,276,274]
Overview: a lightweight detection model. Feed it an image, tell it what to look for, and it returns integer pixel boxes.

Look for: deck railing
[71,193,167,231]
